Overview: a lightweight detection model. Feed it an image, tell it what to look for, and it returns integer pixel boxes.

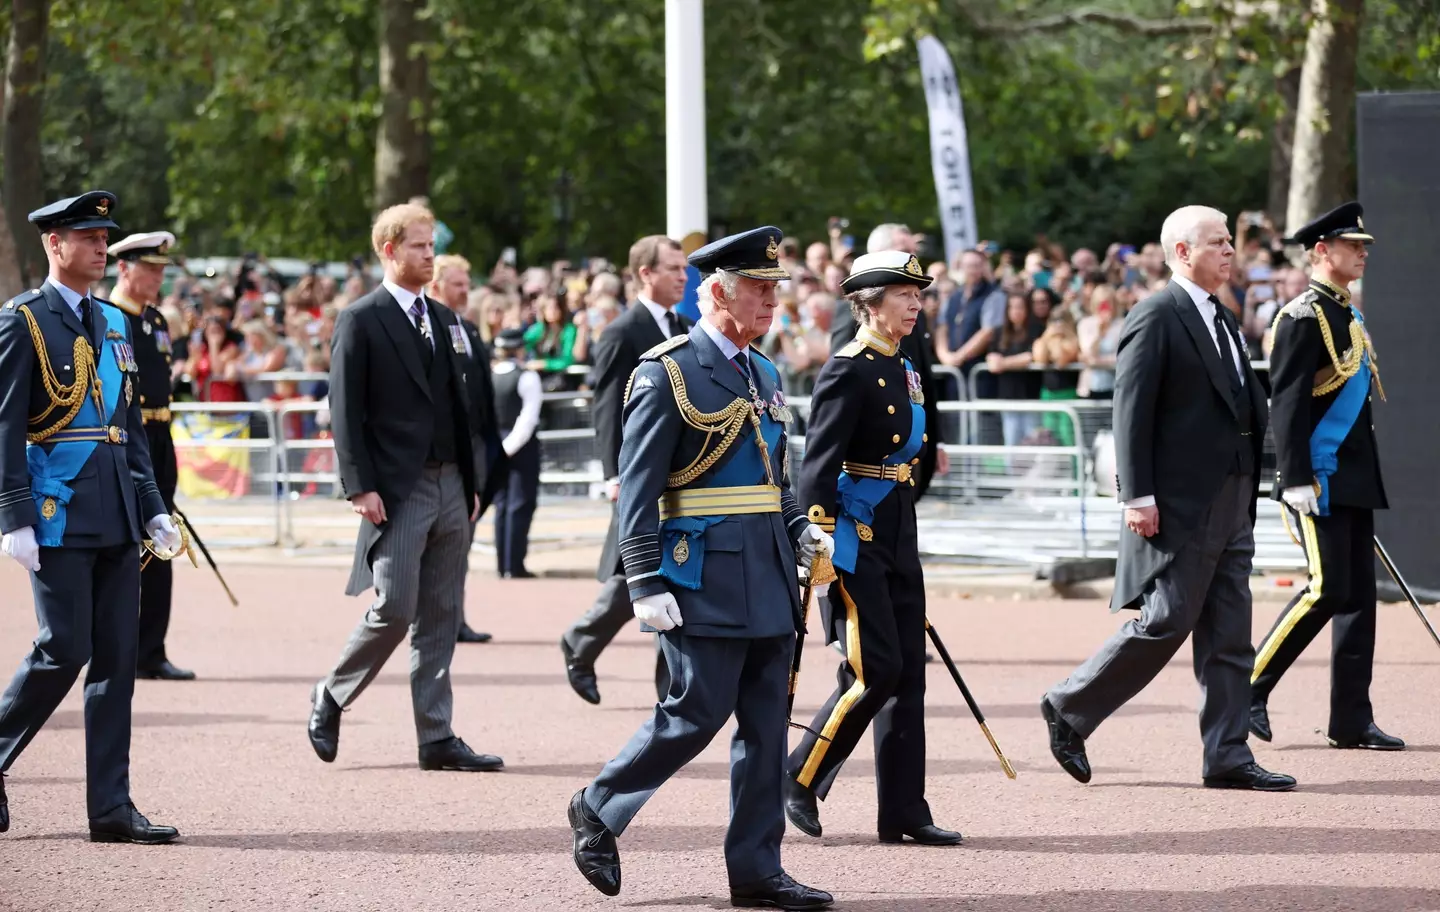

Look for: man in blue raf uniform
[0,191,182,843]
[567,227,835,911]
[108,230,196,681]
[1249,202,1403,751]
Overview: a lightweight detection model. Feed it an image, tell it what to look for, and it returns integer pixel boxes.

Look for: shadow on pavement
[488,757,1125,781]
[179,824,727,854]
[969,826,1440,855]
[623,886,1440,911]
[203,672,652,688]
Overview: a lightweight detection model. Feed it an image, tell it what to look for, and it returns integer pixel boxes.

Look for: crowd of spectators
[99,208,1332,449]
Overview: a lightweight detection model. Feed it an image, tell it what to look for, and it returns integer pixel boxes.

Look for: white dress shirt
[640,295,680,339]
[384,279,432,348]
[495,362,544,456]
[1121,275,1247,511]
[697,315,746,362]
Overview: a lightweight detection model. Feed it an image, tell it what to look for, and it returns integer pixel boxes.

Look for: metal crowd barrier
[167,373,1304,572]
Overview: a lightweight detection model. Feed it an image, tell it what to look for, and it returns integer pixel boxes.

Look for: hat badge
[904,255,923,277]
[1357,217,1365,229]
[765,236,778,261]
[95,199,109,217]
[158,240,169,254]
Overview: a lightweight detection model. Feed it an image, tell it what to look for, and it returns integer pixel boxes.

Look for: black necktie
[732,351,751,383]
[1208,296,1241,393]
[665,310,682,338]
[79,296,94,341]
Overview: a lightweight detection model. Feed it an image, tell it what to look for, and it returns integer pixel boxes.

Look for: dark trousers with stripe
[786,510,932,832]
[1252,505,1377,739]
[138,422,177,668]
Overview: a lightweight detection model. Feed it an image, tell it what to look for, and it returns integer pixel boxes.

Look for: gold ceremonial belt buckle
[658,484,782,521]
[106,426,123,444]
[842,461,910,483]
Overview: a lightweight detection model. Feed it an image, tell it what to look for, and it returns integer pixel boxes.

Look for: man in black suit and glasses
[307,202,506,772]
[559,235,689,704]
[1041,205,1296,793]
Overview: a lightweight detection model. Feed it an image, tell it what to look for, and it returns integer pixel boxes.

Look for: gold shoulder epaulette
[835,339,866,359]
[640,335,689,361]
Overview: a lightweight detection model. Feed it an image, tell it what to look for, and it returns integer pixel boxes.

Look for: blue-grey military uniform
[0,192,167,824]
[578,236,813,889]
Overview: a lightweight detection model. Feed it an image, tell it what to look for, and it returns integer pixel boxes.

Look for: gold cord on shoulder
[659,354,775,488]
[18,305,102,443]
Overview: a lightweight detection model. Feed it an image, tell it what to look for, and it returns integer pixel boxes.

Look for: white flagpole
[666,0,708,255]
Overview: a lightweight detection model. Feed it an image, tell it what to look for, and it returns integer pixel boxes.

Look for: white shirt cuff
[1119,495,1156,510]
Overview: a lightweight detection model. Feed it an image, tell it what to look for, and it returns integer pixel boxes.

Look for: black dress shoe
[504,569,538,579]
[1329,723,1405,751]
[307,682,341,763]
[1041,697,1091,783]
[878,823,963,846]
[561,638,601,705]
[136,660,196,681]
[88,803,179,844]
[1249,702,1272,742]
[730,872,833,910]
[783,777,821,837]
[1,773,8,834]
[568,788,621,896]
[457,624,493,644]
[1202,761,1297,792]
[418,736,503,771]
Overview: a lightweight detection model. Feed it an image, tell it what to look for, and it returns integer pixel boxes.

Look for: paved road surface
[0,561,1436,911]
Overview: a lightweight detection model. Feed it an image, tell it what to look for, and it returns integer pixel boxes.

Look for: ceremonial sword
[787,550,836,743]
[925,618,1017,779]
[174,508,240,607]
[1374,536,1440,650]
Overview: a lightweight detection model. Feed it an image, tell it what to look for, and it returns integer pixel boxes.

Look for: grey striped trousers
[326,463,470,745]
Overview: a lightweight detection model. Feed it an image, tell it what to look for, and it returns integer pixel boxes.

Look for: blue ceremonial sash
[1309,304,1370,517]
[659,359,786,591]
[25,303,126,546]
[831,356,926,574]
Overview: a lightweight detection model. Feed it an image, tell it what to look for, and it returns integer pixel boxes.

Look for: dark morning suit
[1045,281,1268,777]
[323,286,503,746]
[112,294,179,670]
[562,300,689,684]
[0,281,166,818]
[1252,281,1387,739]
[789,326,934,832]
[583,324,808,885]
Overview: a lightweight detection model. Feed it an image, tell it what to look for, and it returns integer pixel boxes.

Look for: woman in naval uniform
[783,250,962,847]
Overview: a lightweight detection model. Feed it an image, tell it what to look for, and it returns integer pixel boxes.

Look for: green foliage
[18,0,1440,268]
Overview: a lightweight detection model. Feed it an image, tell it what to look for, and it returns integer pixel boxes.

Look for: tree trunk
[3,0,49,287]
[1286,0,1363,233]
[1267,65,1301,233]
[0,197,24,297]
[372,0,431,213]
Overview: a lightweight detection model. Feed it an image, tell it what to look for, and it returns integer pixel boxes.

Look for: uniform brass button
[923,434,929,442]
[878,378,886,387]
[911,458,920,465]
[887,405,895,414]
[892,434,901,443]
[866,353,875,360]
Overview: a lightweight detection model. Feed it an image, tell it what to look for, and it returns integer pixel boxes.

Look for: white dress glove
[1,526,41,572]
[1281,485,1318,516]
[633,592,683,631]
[147,514,181,554]
[797,523,834,567]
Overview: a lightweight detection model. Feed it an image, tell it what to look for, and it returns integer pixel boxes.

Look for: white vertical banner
[917,35,978,266]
